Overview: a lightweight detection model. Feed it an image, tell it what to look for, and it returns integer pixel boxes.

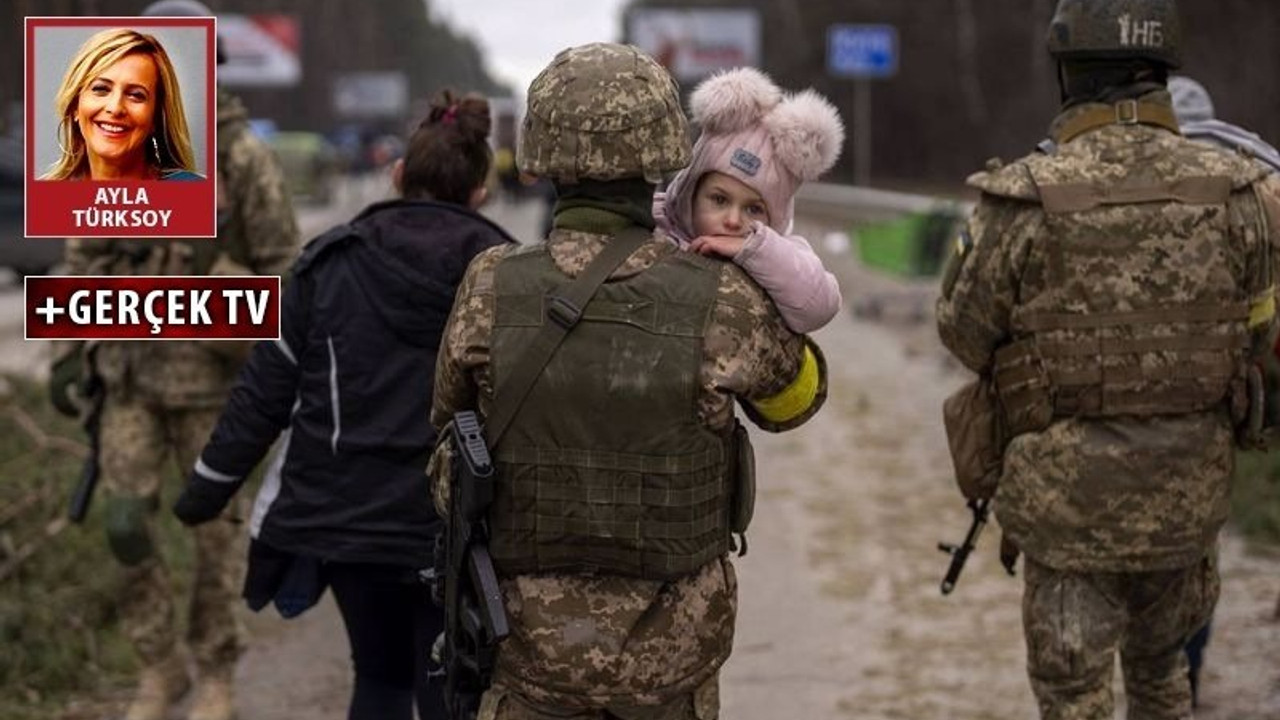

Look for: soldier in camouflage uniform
[47,3,300,719]
[431,43,827,720]
[936,1,1280,718]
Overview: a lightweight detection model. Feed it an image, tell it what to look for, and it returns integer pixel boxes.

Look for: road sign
[219,14,301,87]
[827,24,898,79]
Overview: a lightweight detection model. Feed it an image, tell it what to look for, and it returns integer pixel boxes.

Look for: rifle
[937,497,1016,595]
[432,411,509,720]
[67,372,105,524]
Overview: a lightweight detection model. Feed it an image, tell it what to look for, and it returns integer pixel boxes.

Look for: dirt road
[31,178,1280,719]
[228,199,1280,719]
[726,218,1280,720]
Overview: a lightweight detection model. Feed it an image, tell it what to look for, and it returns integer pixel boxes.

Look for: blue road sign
[828,24,898,79]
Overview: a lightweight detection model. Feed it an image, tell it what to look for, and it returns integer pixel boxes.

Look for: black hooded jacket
[192,199,514,567]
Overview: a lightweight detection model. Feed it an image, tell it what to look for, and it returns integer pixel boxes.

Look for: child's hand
[688,234,746,259]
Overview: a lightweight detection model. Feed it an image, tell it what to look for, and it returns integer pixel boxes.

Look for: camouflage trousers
[1022,553,1219,720]
[478,677,720,720]
[100,393,245,674]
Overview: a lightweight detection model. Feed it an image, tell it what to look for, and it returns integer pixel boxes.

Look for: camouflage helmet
[1047,0,1181,68]
[518,43,691,184]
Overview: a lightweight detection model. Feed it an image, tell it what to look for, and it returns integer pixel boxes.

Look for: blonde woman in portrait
[43,27,202,181]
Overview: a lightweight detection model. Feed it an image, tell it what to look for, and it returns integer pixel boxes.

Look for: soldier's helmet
[1168,75,1215,124]
[1047,0,1181,69]
[517,43,690,184]
[141,0,224,64]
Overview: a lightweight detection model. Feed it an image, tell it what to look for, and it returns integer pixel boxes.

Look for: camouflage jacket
[937,90,1280,572]
[431,227,821,708]
[63,88,300,408]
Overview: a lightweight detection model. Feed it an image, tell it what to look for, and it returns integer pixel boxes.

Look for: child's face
[691,172,770,237]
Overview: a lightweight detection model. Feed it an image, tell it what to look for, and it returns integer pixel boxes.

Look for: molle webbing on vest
[488,246,732,580]
[492,445,728,577]
[495,296,711,336]
[995,305,1250,427]
[1036,176,1232,213]
[1014,303,1251,331]
[991,152,1259,431]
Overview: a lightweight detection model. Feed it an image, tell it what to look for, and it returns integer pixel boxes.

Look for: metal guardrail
[795,182,975,225]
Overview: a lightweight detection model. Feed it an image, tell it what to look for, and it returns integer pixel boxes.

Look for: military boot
[123,661,191,720]
[187,671,235,720]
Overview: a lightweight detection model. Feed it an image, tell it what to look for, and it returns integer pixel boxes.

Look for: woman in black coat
[173,91,514,720]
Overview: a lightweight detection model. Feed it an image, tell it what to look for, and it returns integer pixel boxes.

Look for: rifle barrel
[937,498,990,595]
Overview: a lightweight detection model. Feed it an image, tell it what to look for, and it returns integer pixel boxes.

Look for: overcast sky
[428,0,631,96]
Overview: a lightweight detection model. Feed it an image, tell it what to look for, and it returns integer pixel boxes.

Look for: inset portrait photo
[25,16,216,238]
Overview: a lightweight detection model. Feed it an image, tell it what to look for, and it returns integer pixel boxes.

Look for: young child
[656,67,845,333]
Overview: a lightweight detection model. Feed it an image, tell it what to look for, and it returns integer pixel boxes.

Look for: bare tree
[955,0,987,124]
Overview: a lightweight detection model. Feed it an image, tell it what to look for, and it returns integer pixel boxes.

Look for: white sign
[219,14,301,87]
[333,72,408,119]
[626,8,761,83]
[828,24,898,79]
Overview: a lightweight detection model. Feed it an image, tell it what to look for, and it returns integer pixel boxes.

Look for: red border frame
[24,275,282,341]
[23,16,218,238]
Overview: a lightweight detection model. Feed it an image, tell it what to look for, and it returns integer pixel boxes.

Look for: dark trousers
[328,562,445,720]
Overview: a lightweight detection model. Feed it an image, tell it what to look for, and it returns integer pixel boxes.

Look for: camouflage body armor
[976,104,1272,436]
[488,244,732,580]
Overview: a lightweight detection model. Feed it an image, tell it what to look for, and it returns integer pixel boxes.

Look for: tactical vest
[992,149,1269,433]
[488,245,731,580]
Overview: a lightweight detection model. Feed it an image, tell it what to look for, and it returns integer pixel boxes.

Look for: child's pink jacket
[654,190,842,334]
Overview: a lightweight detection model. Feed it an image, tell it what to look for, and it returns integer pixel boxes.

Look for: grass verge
[0,375,194,720]
[1232,450,1280,548]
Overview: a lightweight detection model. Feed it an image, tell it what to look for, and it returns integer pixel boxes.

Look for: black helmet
[141,0,224,65]
[1047,0,1181,68]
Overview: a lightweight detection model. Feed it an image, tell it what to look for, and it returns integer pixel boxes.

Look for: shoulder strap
[1051,99,1180,145]
[484,226,652,447]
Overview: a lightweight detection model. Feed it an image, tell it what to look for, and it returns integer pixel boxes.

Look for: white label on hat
[730,148,761,176]
[1117,14,1164,48]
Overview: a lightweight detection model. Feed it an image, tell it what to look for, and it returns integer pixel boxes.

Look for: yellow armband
[1249,285,1275,329]
[750,343,822,425]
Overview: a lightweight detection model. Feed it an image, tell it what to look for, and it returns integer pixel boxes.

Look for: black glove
[173,473,237,526]
[49,351,84,417]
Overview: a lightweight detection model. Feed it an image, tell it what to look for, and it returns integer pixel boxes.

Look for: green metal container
[854,208,961,277]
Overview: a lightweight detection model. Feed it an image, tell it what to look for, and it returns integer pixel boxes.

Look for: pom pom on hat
[690,68,782,134]
[765,89,845,182]
[662,67,846,239]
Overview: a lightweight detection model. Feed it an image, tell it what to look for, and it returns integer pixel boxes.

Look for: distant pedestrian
[1167,72,1280,708]
[1169,74,1280,172]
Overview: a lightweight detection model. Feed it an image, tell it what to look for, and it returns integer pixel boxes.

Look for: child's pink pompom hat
[666,68,845,237]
